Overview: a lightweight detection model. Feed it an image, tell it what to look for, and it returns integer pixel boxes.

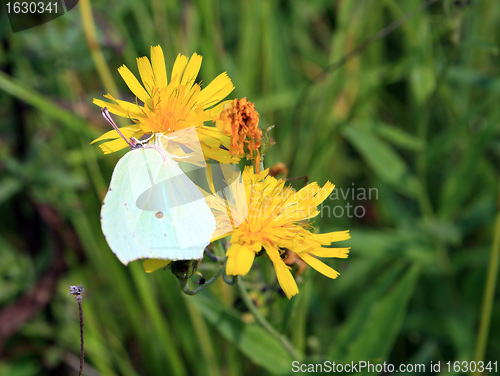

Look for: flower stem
[237,277,302,360]
[473,185,500,373]
[77,296,84,376]
[223,270,237,285]
[180,266,225,295]
[69,285,85,376]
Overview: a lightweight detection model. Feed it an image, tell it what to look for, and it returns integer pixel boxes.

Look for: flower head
[92,46,238,163]
[215,98,262,169]
[225,167,350,298]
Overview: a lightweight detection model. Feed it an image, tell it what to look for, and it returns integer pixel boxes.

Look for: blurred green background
[1,0,499,375]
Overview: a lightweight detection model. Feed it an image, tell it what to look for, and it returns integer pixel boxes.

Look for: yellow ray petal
[226,243,255,276]
[313,181,335,205]
[207,100,234,118]
[226,243,241,274]
[312,230,351,244]
[171,53,189,87]
[118,65,150,104]
[183,84,202,110]
[308,247,350,258]
[202,148,237,164]
[298,183,320,200]
[137,56,155,94]
[98,137,131,154]
[265,244,299,298]
[299,253,340,279]
[91,125,142,144]
[197,73,235,108]
[143,259,171,273]
[197,127,225,147]
[235,247,255,275]
[93,98,132,118]
[103,94,144,117]
[151,45,168,87]
[180,53,202,90]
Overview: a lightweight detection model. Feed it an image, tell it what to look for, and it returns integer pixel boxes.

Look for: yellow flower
[92,46,238,163]
[226,167,350,298]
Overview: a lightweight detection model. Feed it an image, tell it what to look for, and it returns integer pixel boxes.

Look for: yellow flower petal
[170,53,189,87]
[208,100,234,119]
[312,230,351,244]
[298,253,340,279]
[103,94,144,117]
[143,259,171,273]
[151,45,168,87]
[181,53,202,90]
[93,98,133,118]
[91,125,143,144]
[183,85,202,111]
[226,243,256,276]
[313,181,335,206]
[118,64,150,104]
[137,56,155,95]
[198,73,235,108]
[265,244,299,298]
[308,247,350,258]
[98,137,131,154]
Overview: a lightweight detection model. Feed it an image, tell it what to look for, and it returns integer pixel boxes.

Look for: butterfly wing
[101,147,216,265]
[101,150,163,264]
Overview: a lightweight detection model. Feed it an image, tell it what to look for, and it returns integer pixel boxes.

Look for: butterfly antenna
[101,108,139,148]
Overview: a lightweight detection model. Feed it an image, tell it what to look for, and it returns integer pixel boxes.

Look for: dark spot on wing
[155,211,164,219]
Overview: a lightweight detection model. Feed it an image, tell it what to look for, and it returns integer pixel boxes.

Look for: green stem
[77,296,84,376]
[68,285,85,376]
[473,185,500,374]
[259,156,265,173]
[180,266,225,295]
[223,270,237,285]
[237,277,302,360]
